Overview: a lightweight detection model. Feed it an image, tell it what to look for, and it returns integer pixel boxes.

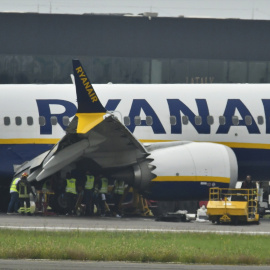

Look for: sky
[1,0,270,20]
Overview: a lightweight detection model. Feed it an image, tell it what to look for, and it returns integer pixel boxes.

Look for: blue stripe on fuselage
[143,181,229,201]
[0,144,53,178]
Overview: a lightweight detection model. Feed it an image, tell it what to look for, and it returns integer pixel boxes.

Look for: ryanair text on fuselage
[36,98,270,135]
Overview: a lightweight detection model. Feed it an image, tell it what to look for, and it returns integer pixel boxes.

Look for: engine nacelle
[114,142,238,201]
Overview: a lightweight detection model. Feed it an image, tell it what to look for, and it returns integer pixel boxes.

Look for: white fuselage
[1,83,270,179]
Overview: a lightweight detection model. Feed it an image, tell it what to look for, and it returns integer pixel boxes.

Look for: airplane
[1,59,270,211]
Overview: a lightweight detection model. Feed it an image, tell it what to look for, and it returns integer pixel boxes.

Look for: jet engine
[113,141,238,201]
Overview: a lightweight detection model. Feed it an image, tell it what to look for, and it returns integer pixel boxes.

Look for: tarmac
[0,213,270,234]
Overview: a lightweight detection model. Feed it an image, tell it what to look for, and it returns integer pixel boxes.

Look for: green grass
[0,230,270,265]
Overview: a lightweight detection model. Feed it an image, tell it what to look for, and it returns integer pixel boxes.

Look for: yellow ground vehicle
[207,188,260,225]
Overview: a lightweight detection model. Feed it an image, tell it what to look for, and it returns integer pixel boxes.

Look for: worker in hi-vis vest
[16,172,36,216]
[112,179,125,218]
[7,177,20,214]
[97,174,109,217]
[65,172,77,216]
[83,171,95,216]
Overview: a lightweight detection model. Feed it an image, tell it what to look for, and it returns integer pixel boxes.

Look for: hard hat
[21,172,28,177]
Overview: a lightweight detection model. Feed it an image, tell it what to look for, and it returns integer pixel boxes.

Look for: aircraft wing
[20,60,149,182]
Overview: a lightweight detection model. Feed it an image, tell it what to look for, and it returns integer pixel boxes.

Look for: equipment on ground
[207,187,260,225]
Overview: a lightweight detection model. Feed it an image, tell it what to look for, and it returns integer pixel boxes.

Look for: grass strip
[0,229,269,265]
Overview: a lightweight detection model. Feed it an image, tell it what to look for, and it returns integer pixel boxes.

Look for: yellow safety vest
[85,175,95,190]
[66,178,77,194]
[10,178,19,193]
[114,180,125,195]
[18,181,29,198]
[100,177,108,194]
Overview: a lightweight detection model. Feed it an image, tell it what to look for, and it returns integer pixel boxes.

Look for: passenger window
[15,117,22,126]
[195,116,202,125]
[170,116,176,126]
[257,116,264,125]
[124,116,130,126]
[207,116,214,125]
[50,116,57,125]
[245,115,252,126]
[146,116,153,126]
[4,117,10,126]
[62,116,70,126]
[39,116,46,126]
[134,116,141,126]
[232,116,239,125]
[219,116,226,125]
[27,117,33,126]
[182,115,189,125]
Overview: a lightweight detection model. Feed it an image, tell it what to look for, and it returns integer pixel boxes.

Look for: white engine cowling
[134,141,238,200]
[111,141,238,201]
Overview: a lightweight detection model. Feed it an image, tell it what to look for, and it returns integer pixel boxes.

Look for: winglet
[72,59,107,114]
[72,60,107,134]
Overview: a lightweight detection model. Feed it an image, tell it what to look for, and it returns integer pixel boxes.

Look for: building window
[92,57,112,83]
[170,59,188,83]
[150,59,170,83]
[131,58,150,83]
[248,62,267,83]
[228,61,248,83]
[112,58,131,83]
[208,61,228,83]
[188,60,208,84]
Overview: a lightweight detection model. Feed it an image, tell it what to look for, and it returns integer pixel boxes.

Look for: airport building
[1,12,270,85]
[1,12,270,84]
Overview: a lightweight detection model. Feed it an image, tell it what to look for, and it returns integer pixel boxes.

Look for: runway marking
[0,226,269,235]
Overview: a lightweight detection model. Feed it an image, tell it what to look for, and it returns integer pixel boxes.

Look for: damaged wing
[15,60,149,182]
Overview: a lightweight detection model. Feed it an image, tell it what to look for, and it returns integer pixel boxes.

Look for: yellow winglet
[76,113,106,134]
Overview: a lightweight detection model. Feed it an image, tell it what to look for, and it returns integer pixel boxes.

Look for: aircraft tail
[72,59,107,114]
[72,59,107,133]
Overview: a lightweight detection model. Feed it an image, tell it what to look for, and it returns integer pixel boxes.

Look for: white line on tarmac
[0,225,270,235]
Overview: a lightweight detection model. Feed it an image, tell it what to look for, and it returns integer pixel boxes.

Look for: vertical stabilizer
[72,59,107,133]
[72,59,107,114]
